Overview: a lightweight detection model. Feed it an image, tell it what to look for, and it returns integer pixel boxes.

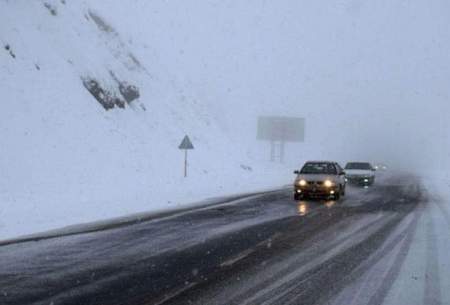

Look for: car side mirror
[294,170,300,175]
[340,171,346,175]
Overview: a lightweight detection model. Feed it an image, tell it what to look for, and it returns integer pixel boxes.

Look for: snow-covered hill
[0,1,295,239]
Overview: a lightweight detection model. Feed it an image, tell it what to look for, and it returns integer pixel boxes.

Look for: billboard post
[257,116,305,163]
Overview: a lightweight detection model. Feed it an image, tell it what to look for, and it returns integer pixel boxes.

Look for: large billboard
[257,116,305,142]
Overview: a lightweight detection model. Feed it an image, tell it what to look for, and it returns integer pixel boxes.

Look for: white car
[344,162,376,186]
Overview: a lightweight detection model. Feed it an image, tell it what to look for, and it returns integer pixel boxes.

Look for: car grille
[346,175,358,179]
[347,175,371,179]
[307,181,324,185]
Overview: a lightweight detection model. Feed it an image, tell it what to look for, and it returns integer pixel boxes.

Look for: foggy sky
[103,0,450,171]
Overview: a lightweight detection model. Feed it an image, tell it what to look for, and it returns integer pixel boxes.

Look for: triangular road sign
[178,135,194,150]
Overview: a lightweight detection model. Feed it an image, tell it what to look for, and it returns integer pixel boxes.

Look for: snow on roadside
[382,172,450,305]
[0,163,292,241]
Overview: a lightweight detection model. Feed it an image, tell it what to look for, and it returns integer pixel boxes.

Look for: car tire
[334,188,341,200]
[294,194,301,201]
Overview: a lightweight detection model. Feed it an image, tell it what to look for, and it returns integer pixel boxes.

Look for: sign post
[178,135,194,177]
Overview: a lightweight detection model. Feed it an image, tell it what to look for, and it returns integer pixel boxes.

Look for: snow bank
[383,175,450,305]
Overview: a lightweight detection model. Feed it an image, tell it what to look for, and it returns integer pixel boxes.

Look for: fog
[112,0,450,172]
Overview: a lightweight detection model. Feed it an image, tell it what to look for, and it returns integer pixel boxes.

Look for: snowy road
[0,174,431,305]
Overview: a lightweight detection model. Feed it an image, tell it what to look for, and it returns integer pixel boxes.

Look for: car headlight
[298,179,307,186]
[324,180,334,187]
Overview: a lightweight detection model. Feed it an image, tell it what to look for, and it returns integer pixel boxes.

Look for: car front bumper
[346,176,374,186]
[294,185,339,198]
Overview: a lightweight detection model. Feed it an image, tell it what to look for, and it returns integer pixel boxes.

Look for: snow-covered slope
[0,1,292,239]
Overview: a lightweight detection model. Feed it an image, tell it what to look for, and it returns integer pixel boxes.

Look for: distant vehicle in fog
[293,161,346,200]
[373,163,388,171]
[344,162,376,186]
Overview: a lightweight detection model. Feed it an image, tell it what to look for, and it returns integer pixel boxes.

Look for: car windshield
[345,163,372,170]
[300,163,337,175]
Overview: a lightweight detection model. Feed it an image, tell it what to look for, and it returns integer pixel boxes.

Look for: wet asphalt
[0,174,423,305]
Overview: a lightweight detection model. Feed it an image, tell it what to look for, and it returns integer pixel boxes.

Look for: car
[373,163,388,171]
[344,162,376,186]
[293,161,346,200]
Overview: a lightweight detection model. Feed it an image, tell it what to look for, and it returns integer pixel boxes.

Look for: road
[0,173,424,305]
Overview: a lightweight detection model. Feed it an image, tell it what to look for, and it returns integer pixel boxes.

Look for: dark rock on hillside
[119,82,140,103]
[82,78,126,110]
[43,2,57,16]
[4,44,16,58]
[109,71,140,104]
[88,11,114,33]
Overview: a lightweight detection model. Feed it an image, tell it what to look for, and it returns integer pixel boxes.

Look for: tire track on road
[365,206,422,305]
[423,202,443,305]
[164,178,422,305]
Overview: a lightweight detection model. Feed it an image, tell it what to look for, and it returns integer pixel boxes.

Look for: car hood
[345,169,374,177]
[295,174,338,182]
